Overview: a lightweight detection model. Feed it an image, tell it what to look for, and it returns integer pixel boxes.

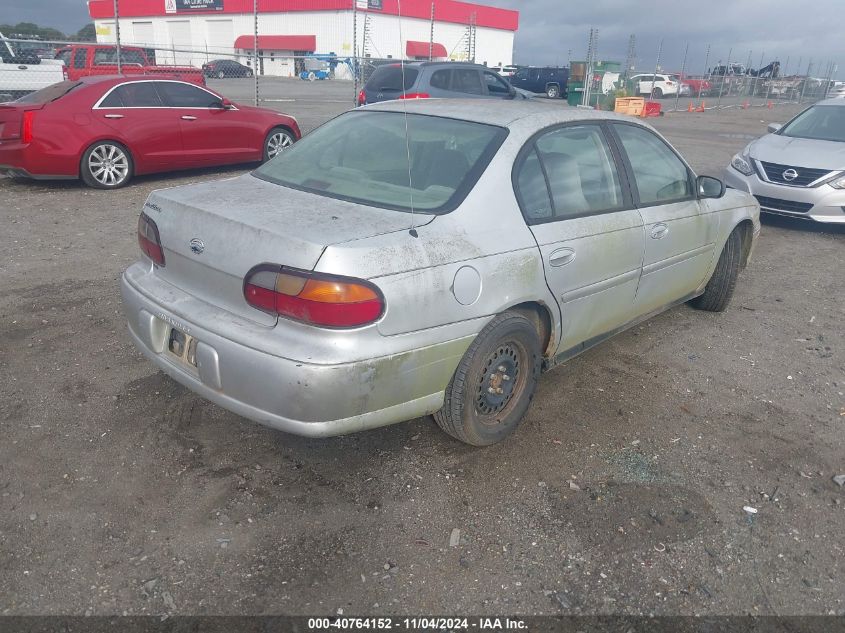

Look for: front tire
[217,70,225,79]
[434,311,542,446]
[691,229,742,312]
[80,141,133,189]
[262,127,295,162]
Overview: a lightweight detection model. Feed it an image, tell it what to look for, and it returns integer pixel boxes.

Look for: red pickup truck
[54,44,205,86]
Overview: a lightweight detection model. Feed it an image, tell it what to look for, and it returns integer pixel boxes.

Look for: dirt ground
[1,95,843,617]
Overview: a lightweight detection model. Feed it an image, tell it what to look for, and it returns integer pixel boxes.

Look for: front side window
[55,49,72,66]
[484,71,511,95]
[254,111,506,213]
[155,82,221,107]
[612,123,693,204]
[534,125,624,218]
[73,48,87,68]
[779,105,845,143]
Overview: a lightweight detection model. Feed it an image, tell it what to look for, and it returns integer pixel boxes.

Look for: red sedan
[0,76,300,188]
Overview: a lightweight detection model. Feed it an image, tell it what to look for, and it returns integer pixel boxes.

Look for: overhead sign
[168,0,224,12]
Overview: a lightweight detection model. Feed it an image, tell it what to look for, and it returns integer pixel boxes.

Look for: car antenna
[396,0,419,238]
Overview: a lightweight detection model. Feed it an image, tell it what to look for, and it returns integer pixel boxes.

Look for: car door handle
[549,247,576,267]
[103,114,123,119]
[181,115,197,121]
[650,223,669,239]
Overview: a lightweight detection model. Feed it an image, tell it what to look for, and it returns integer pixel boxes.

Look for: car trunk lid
[145,174,433,326]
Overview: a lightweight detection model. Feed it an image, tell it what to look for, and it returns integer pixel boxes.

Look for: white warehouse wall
[94,11,513,76]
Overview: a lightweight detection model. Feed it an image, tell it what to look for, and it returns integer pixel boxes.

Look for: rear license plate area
[167,327,198,367]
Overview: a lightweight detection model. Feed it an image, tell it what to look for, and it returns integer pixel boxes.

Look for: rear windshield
[365,65,419,92]
[253,110,506,213]
[14,81,83,104]
[780,105,845,143]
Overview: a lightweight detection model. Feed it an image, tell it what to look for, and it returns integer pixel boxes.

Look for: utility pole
[113,0,121,73]
[429,2,435,61]
[253,0,258,106]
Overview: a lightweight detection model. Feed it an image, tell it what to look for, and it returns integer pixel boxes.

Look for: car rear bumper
[0,140,78,180]
[723,166,845,224]
[120,265,472,437]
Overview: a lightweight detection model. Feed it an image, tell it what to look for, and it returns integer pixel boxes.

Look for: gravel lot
[1,83,843,617]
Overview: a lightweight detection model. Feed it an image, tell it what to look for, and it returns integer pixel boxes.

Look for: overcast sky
[4,0,840,78]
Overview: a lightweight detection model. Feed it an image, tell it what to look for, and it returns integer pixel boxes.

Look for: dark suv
[359,62,522,105]
[508,66,569,99]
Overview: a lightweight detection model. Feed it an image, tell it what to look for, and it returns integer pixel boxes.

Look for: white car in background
[630,73,680,98]
[828,82,845,98]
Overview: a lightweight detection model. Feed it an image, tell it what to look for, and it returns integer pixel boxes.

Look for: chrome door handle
[103,114,124,119]
[181,115,197,121]
[549,247,576,267]
[650,223,669,239]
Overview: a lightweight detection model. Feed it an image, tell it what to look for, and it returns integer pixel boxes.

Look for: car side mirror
[217,98,234,109]
[767,122,782,133]
[697,175,726,199]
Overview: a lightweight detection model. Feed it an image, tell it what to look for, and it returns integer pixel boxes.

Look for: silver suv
[359,61,522,105]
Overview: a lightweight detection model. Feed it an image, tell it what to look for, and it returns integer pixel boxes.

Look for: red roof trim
[234,34,317,51]
[88,0,518,31]
[406,41,448,58]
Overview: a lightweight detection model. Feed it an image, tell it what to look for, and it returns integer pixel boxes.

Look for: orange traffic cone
[687,102,694,112]
[742,100,749,109]
[767,100,773,109]
[696,100,706,112]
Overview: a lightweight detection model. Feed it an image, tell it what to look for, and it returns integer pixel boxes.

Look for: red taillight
[357,88,366,106]
[244,265,384,328]
[138,212,165,266]
[399,92,430,100]
[21,111,35,143]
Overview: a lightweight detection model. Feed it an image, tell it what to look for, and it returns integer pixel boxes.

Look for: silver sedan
[724,98,845,223]
[122,100,760,446]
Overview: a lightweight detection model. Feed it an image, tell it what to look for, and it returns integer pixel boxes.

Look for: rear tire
[546,84,560,99]
[652,87,664,99]
[434,311,542,446]
[80,141,133,189]
[691,229,742,312]
[217,70,225,79]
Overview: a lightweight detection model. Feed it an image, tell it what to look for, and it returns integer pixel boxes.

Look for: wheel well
[266,125,295,140]
[509,301,554,358]
[733,219,755,269]
[545,82,560,90]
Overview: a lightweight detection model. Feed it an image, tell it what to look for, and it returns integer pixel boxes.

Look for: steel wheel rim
[267,132,292,158]
[475,340,527,423]
[88,144,129,186]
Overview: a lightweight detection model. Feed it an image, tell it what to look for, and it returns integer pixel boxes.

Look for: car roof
[364,98,641,129]
[814,99,845,107]
[373,61,487,69]
[76,74,196,87]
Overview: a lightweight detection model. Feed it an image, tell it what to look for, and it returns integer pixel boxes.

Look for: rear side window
[101,82,164,107]
[365,65,419,92]
[14,81,83,104]
[612,123,693,204]
[254,110,507,213]
[429,69,451,90]
[55,49,72,66]
[156,82,220,107]
[452,69,483,95]
[534,125,624,218]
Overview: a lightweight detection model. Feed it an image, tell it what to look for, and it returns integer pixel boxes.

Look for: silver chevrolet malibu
[724,98,845,223]
[121,99,760,446]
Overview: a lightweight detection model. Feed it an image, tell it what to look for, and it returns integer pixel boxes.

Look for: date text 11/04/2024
[307,617,527,630]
